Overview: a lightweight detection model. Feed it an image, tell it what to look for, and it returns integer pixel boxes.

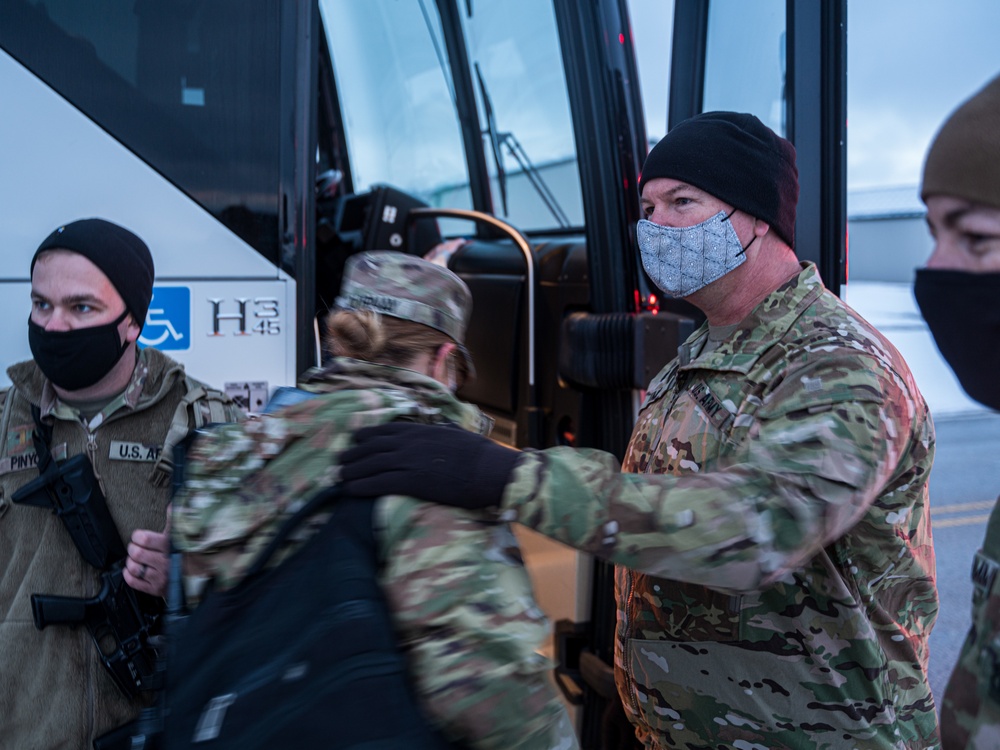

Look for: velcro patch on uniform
[0,451,40,475]
[0,443,67,475]
[6,424,34,455]
[686,381,734,433]
[972,551,999,602]
[109,441,163,462]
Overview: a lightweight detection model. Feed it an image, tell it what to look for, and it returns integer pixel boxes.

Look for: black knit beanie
[31,218,155,326]
[639,111,799,248]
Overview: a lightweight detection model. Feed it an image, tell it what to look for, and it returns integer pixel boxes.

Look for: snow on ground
[843,280,987,420]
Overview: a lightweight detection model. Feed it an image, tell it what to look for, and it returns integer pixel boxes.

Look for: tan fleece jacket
[0,348,240,749]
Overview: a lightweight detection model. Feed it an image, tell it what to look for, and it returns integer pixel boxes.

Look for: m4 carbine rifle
[12,411,162,699]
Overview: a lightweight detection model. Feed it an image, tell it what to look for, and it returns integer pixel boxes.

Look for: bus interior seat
[450,239,527,416]
[453,237,591,447]
[314,185,443,313]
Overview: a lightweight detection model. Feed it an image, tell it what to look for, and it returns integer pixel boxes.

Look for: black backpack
[162,486,458,750]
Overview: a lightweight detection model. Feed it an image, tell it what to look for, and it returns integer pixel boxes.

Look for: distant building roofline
[848,184,925,221]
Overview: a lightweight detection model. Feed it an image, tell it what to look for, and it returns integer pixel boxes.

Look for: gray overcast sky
[848,0,1000,189]
[630,0,1000,192]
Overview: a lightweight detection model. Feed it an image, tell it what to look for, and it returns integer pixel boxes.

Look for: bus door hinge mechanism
[558,311,696,391]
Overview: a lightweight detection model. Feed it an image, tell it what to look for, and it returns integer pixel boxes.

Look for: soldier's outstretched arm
[342,353,925,593]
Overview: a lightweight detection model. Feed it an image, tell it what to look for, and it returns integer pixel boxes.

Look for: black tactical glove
[339,422,521,510]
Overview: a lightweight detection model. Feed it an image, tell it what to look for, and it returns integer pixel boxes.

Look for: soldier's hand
[124,505,171,597]
[339,422,521,510]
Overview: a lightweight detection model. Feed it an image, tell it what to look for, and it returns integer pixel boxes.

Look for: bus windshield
[320,0,583,233]
[321,1,470,207]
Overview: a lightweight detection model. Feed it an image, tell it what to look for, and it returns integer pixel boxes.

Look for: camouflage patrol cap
[335,251,472,344]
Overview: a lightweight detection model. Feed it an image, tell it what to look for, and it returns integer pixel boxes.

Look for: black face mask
[914,268,1000,411]
[28,310,132,392]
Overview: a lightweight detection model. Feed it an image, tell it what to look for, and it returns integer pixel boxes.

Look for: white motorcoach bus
[0,1,846,744]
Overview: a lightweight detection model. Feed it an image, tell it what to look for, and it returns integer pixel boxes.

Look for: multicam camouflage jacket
[173,358,578,750]
[0,348,241,750]
[940,498,1000,750]
[501,263,939,749]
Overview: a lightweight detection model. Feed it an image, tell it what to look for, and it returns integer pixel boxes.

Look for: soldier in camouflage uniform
[340,113,941,749]
[173,251,578,750]
[0,219,242,748]
[914,73,1000,750]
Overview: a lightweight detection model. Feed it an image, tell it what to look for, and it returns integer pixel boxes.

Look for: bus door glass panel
[319,0,472,215]
[703,0,787,136]
[626,0,676,147]
[455,0,583,232]
[0,0,284,265]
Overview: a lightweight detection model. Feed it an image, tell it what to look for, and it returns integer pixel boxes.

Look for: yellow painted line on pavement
[933,513,992,529]
[932,500,997,514]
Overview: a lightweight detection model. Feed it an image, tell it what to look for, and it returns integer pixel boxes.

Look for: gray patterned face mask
[637,210,749,298]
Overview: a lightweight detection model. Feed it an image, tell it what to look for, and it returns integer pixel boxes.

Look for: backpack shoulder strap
[180,374,233,428]
[244,486,344,578]
[151,376,236,487]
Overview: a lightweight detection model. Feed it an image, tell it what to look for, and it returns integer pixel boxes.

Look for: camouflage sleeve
[172,418,292,605]
[377,497,579,750]
[940,500,1000,749]
[502,356,922,593]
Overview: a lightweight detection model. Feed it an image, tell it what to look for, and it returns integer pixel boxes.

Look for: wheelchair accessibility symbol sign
[138,286,191,351]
